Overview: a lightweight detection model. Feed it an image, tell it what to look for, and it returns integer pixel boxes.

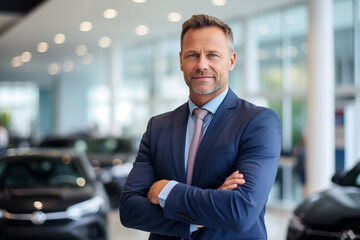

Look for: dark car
[287,161,360,240]
[86,137,136,208]
[38,135,136,208]
[0,148,109,240]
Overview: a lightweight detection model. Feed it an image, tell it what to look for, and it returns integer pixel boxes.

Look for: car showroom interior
[0,0,360,239]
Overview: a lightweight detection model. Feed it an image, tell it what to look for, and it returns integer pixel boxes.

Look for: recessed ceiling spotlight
[79,21,93,32]
[21,51,32,63]
[54,33,66,44]
[37,42,49,53]
[132,0,147,3]
[76,44,87,56]
[48,63,60,75]
[63,60,74,72]
[104,9,117,19]
[135,25,149,36]
[168,12,182,22]
[11,56,23,68]
[98,36,112,48]
[212,0,226,6]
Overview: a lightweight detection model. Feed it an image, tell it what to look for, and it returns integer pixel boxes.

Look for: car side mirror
[331,171,345,184]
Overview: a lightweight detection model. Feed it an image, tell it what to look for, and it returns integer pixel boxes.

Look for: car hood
[0,186,96,213]
[295,185,360,226]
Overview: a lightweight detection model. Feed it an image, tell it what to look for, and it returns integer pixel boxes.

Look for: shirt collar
[188,87,229,116]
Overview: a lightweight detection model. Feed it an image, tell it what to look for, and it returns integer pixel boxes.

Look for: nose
[196,55,209,71]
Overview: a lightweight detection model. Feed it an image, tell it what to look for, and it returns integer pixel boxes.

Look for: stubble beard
[185,73,225,96]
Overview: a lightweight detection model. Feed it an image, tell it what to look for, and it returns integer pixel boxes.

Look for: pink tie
[186,108,208,185]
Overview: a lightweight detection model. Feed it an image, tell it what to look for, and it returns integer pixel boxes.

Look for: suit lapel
[171,103,189,183]
[191,89,239,185]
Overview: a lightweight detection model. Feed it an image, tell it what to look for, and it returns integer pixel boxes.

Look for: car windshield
[86,138,132,154]
[0,155,89,189]
[337,162,360,188]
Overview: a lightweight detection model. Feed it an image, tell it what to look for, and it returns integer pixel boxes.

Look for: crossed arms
[120,108,281,238]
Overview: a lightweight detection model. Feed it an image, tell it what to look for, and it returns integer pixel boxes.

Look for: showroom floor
[108,204,293,240]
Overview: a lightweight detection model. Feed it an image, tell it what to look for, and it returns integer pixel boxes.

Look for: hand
[218,170,245,190]
[195,171,245,229]
[147,180,170,204]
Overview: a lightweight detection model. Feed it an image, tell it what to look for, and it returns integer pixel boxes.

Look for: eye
[209,53,218,57]
[187,54,197,58]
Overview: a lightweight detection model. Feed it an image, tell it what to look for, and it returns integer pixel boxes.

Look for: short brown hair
[181,14,234,53]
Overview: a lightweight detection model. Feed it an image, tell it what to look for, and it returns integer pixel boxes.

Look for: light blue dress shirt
[157,87,229,232]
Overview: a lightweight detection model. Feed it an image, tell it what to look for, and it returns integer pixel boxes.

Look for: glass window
[334,0,354,85]
[87,86,110,135]
[0,83,38,141]
[292,99,306,145]
[254,11,283,91]
[283,6,308,91]
[122,45,154,101]
[153,38,188,115]
[228,21,244,96]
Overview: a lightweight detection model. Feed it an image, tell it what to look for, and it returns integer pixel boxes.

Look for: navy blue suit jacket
[120,89,281,240]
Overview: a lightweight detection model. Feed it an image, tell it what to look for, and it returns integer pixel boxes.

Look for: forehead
[182,26,228,51]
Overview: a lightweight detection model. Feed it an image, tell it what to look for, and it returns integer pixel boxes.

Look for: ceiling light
[104,9,117,19]
[132,0,147,3]
[76,44,87,56]
[54,33,66,44]
[212,0,226,6]
[79,21,93,32]
[21,51,32,63]
[11,56,23,67]
[37,42,49,53]
[167,12,182,22]
[98,36,112,48]
[135,25,149,36]
[82,53,93,65]
[48,63,60,75]
[63,60,74,72]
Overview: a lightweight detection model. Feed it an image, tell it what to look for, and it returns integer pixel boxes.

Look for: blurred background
[0,0,359,239]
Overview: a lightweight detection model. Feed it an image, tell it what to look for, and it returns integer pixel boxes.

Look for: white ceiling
[0,0,305,87]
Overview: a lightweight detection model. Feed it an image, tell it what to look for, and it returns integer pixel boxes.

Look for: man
[120,14,281,240]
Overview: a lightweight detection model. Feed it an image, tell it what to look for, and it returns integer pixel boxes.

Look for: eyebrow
[182,49,223,56]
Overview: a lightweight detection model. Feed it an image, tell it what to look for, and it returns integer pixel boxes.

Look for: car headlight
[66,196,104,220]
[287,214,306,238]
[0,209,5,219]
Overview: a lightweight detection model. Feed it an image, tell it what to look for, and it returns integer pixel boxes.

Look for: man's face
[180,26,236,97]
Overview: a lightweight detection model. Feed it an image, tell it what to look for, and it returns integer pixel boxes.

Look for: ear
[228,51,236,71]
[179,51,183,71]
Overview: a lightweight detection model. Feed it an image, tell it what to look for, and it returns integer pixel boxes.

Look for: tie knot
[194,108,208,121]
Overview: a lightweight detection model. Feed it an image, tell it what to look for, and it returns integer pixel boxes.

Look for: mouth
[191,76,214,80]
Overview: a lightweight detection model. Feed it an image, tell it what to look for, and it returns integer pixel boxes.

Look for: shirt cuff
[158,180,178,208]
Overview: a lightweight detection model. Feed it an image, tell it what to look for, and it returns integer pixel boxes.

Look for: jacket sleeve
[119,117,191,239]
[162,109,281,233]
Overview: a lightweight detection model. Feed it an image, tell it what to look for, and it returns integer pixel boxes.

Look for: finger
[219,183,238,190]
[223,177,245,186]
[226,172,244,181]
[219,179,245,190]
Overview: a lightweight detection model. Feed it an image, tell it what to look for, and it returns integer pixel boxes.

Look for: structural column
[306,0,335,195]
[108,46,123,136]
